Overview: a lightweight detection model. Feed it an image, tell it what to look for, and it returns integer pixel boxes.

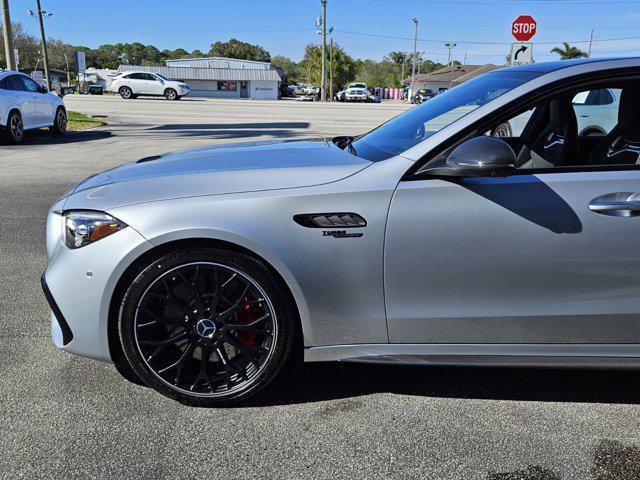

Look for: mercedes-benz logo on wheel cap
[196,318,217,338]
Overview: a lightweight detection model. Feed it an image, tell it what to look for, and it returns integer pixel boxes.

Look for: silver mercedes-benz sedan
[43,58,640,406]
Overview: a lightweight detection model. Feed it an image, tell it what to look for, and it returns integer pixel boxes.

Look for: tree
[0,22,40,69]
[271,55,303,84]
[301,43,356,90]
[550,42,588,60]
[209,38,270,62]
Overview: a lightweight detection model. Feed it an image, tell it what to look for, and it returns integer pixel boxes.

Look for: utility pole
[588,29,594,58]
[410,18,418,99]
[1,0,16,70]
[463,52,467,66]
[445,42,456,89]
[64,52,70,85]
[320,0,327,101]
[35,0,51,90]
[329,36,333,101]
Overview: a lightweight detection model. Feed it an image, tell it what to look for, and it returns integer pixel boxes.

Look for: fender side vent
[293,213,367,228]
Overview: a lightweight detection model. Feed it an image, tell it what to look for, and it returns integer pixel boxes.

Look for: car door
[20,75,53,125]
[385,84,640,345]
[147,74,166,95]
[5,75,37,128]
[126,73,146,94]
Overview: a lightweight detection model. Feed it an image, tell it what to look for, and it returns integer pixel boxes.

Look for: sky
[9,0,640,65]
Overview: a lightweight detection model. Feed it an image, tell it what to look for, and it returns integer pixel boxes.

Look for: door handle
[580,114,590,118]
[589,192,640,217]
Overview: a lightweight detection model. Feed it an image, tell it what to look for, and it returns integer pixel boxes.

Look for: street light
[27,2,52,90]
[410,18,418,100]
[445,42,457,88]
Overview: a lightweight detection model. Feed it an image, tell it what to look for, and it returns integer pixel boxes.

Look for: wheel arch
[107,236,306,380]
[3,107,21,127]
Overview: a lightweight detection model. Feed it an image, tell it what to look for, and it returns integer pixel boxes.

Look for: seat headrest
[549,95,576,136]
[618,86,640,142]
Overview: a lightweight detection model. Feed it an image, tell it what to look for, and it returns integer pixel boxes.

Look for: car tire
[49,107,67,136]
[491,122,512,138]
[119,86,133,99]
[3,110,24,144]
[118,247,297,407]
[164,88,178,100]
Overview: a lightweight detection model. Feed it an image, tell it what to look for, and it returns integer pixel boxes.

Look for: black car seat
[589,86,640,165]
[521,94,580,168]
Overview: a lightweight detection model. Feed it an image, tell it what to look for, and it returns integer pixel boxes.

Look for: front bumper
[43,210,152,362]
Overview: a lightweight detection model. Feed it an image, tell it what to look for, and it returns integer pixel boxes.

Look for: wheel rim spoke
[134,262,277,397]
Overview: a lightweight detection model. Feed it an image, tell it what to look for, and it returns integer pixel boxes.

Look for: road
[1,95,640,480]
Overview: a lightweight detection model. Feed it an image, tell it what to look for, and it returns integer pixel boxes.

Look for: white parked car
[110,72,190,100]
[0,70,67,143]
[345,83,369,102]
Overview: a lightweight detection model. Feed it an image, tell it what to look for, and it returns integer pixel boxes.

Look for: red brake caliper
[235,297,258,347]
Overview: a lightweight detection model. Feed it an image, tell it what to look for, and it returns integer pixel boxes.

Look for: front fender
[142,227,313,344]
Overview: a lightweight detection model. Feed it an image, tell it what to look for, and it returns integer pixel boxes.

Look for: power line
[333,28,640,46]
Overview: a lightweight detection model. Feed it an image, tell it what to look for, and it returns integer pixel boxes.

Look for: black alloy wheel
[119,248,296,406]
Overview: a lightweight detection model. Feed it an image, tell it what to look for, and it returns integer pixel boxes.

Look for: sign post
[510,15,537,66]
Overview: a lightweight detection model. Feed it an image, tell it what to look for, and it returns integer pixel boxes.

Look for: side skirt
[304,343,640,369]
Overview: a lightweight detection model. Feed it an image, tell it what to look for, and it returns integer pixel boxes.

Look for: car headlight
[64,211,127,249]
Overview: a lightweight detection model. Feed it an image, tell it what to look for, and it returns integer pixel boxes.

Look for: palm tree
[550,42,589,60]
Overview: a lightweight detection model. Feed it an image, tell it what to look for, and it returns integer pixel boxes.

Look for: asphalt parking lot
[2,95,640,479]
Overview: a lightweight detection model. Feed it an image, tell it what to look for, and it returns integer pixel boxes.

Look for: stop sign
[512,15,537,42]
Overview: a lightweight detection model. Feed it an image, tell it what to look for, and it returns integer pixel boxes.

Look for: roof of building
[403,64,502,84]
[117,64,282,82]
[165,56,273,70]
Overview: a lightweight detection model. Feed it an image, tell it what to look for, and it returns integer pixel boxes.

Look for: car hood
[63,139,372,210]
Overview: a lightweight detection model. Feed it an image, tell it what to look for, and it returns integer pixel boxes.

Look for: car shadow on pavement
[147,122,311,130]
[253,362,640,407]
[11,128,112,145]
[142,122,312,139]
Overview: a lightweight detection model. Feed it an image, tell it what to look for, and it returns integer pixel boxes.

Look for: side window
[8,76,27,91]
[0,78,9,90]
[490,83,633,170]
[145,74,159,81]
[21,76,41,92]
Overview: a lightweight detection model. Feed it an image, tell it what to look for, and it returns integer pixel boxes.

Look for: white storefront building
[115,57,283,100]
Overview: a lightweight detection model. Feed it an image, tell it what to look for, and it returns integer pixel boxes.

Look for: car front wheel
[164,88,178,100]
[50,107,67,135]
[118,248,297,406]
[4,110,24,144]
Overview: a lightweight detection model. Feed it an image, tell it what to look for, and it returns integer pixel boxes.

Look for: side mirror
[446,136,516,177]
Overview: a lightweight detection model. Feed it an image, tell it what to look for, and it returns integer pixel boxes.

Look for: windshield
[352,70,542,161]
[349,83,366,89]
[155,74,171,81]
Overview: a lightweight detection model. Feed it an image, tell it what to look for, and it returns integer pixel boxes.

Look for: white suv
[0,70,67,144]
[110,72,190,100]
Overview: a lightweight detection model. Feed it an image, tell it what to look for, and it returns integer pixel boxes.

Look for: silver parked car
[43,58,640,406]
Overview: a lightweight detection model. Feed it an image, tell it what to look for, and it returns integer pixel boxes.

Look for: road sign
[510,43,533,66]
[75,51,86,74]
[30,70,44,85]
[512,15,537,42]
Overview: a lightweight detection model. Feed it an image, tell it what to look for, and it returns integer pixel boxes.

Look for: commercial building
[403,64,501,95]
[115,57,283,100]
